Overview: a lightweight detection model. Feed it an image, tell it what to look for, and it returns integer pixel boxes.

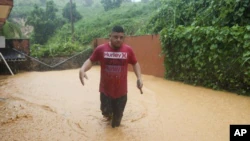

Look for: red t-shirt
[90,43,137,98]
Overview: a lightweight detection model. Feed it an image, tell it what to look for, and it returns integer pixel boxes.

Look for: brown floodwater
[0,66,250,141]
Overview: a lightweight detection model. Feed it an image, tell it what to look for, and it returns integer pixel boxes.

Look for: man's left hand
[137,79,143,89]
[137,79,143,94]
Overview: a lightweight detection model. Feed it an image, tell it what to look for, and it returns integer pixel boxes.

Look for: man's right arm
[79,59,93,86]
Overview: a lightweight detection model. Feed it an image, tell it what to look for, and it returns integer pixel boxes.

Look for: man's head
[109,25,125,49]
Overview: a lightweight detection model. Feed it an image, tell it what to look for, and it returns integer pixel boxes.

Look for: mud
[0,66,250,141]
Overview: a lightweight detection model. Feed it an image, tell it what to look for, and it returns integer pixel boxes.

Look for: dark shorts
[100,93,127,126]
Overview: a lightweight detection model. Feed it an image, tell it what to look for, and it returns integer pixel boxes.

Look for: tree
[62,2,82,22]
[46,0,58,20]
[101,0,123,11]
[26,1,65,44]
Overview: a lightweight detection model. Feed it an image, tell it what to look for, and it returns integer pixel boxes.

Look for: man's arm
[132,62,143,89]
[79,59,93,86]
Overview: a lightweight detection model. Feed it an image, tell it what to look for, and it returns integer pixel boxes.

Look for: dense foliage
[28,0,157,57]
[161,25,250,94]
[26,1,65,45]
[62,2,82,22]
[154,0,250,95]
[101,0,123,11]
[0,21,22,38]
[146,0,250,33]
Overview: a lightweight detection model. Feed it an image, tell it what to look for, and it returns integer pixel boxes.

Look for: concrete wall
[93,34,165,78]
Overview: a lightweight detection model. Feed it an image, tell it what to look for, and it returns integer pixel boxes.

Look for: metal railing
[12,48,91,68]
[0,47,91,75]
[0,52,14,75]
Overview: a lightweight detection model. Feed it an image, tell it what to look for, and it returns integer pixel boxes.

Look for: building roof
[0,0,13,29]
[0,48,26,61]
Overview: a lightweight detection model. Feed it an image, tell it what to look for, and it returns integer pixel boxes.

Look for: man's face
[109,32,125,49]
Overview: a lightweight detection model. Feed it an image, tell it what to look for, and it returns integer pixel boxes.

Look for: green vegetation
[26,1,66,45]
[0,21,22,38]
[157,0,250,95]
[6,0,157,58]
[9,0,43,18]
[62,2,82,22]
[161,25,250,95]
[101,0,123,11]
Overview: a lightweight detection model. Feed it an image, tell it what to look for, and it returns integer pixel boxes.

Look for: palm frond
[0,21,23,38]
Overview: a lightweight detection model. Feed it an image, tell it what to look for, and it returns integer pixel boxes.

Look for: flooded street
[0,66,250,141]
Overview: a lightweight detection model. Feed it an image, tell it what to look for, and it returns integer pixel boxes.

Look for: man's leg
[100,93,112,120]
[111,94,127,128]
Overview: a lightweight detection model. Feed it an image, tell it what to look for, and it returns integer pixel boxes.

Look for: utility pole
[70,0,74,42]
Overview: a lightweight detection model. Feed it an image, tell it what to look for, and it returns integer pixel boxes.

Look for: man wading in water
[79,25,143,128]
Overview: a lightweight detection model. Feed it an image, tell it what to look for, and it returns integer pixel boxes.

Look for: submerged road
[0,66,250,141]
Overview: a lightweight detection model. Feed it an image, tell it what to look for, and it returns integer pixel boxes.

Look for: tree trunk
[70,0,74,42]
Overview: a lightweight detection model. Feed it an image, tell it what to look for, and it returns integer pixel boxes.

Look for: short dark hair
[112,25,124,33]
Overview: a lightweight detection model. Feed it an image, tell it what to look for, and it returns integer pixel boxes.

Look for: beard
[110,42,122,50]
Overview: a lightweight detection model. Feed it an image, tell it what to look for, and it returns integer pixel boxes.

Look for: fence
[93,34,165,78]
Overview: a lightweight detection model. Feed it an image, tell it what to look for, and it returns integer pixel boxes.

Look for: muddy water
[0,66,250,141]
